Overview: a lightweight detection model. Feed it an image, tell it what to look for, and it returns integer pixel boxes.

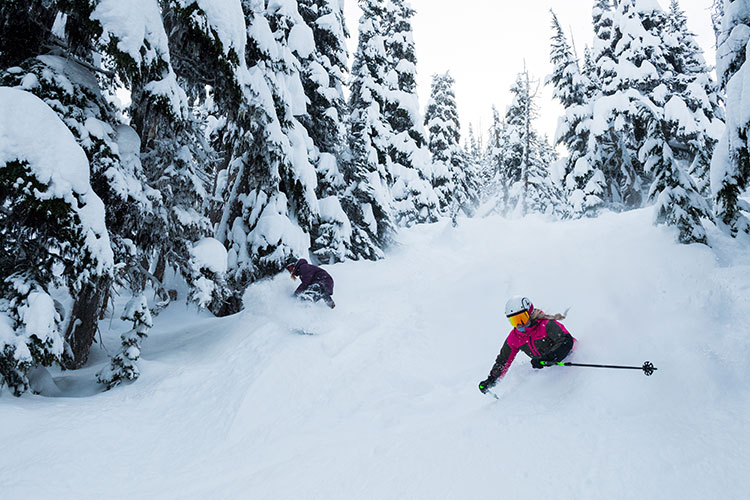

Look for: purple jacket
[293,259,334,295]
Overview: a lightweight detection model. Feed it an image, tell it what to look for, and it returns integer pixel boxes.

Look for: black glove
[478,377,496,394]
[530,358,548,369]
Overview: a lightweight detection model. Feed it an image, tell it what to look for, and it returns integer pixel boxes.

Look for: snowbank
[1,209,748,500]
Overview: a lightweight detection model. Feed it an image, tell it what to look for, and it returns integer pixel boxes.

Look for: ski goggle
[507,310,530,329]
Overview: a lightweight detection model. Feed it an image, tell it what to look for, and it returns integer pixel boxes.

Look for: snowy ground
[2,209,749,500]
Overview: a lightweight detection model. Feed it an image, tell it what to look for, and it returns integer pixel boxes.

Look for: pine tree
[664,0,724,197]
[641,116,710,244]
[345,0,396,260]
[297,0,354,263]
[712,0,725,46]
[0,88,113,395]
[94,0,214,307]
[711,0,750,236]
[424,72,460,212]
[547,10,594,217]
[382,0,439,227]
[161,0,262,315]
[0,0,171,367]
[627,0,712,243]
[483,106,512,214]
[206,0,323,312]
[528,136,567,217]
[501,70,564,217]
[589,0,653,210]
[97,294,152,390]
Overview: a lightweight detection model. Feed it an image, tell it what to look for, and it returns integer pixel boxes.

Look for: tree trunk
[154,252,167,283]
[63,277,110,369]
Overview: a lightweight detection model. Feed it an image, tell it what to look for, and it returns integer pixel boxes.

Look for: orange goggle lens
[507,311,530,328]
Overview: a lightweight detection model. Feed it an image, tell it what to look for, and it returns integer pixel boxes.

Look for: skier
[286,258,336,309]
[478,296,575,394]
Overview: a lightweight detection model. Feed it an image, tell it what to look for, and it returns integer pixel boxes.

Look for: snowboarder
[478,296,575,394]
[286,258,336,309]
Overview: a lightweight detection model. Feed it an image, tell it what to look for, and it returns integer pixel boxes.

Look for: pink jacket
[487,318,575,381]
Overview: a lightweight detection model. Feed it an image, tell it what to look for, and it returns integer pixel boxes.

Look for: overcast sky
[342,0,717,147]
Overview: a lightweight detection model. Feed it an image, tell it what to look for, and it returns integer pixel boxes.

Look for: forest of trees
[1,0,748,395]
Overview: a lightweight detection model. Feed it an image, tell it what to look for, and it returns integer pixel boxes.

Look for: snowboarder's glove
[530,358,548,369]
[478,378,496,394]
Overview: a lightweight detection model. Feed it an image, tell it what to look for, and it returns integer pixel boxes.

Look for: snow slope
[2,209,749,500]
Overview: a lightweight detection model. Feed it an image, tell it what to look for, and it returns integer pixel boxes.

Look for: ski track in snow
[2,210,750,499]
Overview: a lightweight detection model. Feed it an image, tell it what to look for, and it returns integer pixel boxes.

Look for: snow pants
[298,282,335,309]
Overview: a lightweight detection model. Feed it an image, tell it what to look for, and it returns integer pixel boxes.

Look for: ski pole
[486,390,500,400]
[540,360,657,376]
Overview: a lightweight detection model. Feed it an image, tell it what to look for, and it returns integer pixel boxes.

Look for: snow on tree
[482,106,512,214]
[183,0,320,313]
[297,0,349,162]
[0,2,167,368]
[448,148,481,221]
[97,294,153,390]
[641,113,710,244]
[569,0,714,241]
[93,0,215,306]
[664,0,724,197]
[547,10,595,217]
[712,0,726,46]
[711,0,750,237]
[345,0,397,260]
[0,88,113,395]
[186,238,230,311]
[424,71,460,212]
[496,70,565,217]
[1,54,163,365]
[634,0,715,243]
[297,0,354,263]
[588,0,655,210]
[382,0,439,227]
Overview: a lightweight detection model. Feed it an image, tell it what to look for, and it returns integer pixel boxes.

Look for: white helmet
[505,296,533,317]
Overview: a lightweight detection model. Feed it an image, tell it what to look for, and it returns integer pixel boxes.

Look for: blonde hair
[530,308,567,322]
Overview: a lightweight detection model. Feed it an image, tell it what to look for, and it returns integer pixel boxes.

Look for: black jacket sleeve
[488,340,514,381]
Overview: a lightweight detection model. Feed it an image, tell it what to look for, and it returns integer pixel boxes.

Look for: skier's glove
[530,358,548,369]
[478,378,496,394]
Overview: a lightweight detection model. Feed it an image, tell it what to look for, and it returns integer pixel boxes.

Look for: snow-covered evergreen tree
[186,238,230,312]
[547,10,595,217]
[297,0,354,263]
[577,0,714,241]
[711,0,750,237]
[94,0,214,306]
[0,88,113,395]
[0,1,167,367]
[482,107,511,213]
[589,0,653,210]
[664,0,724,197]
[712,0,726,45]
[424,72,460,212]
[466,124,483,162]
[641,114,711,244]
[202,0,321,311]
[499,70,564,217]
[297,0,349,161]
[97,295,152,390]
[636,0,714,243]
[345,0,396,260]
[382,0,439,227]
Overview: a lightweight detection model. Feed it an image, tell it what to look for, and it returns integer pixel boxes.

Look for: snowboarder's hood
[293,258,309,274]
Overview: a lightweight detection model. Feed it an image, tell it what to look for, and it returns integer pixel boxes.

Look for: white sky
[342,0,717,147]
